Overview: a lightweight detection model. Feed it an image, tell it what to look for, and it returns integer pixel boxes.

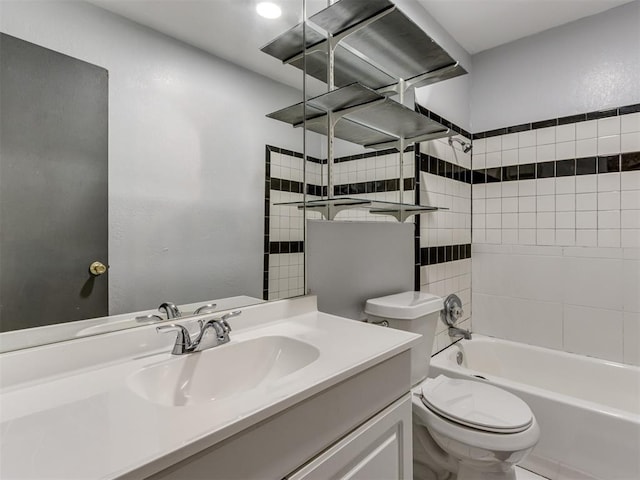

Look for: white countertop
[0,296,420,479]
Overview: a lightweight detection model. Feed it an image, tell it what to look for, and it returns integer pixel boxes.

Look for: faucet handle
[219,310,241,333]
[157,324,192,355]
[193,303,217,315]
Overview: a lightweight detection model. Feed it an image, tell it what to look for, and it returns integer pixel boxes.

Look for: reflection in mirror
[0,0,315,351]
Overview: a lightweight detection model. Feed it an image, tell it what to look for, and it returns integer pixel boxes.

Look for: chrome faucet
[443,293,472,340]
[159,302,181,319]
[448,326,472,340]
[156,310,241,355]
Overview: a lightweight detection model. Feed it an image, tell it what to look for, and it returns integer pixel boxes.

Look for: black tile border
[269,241,304,255]
[415,103,472,140]
[418,152,472,184]
[419,244,472,266]
[473,103,640,139]
[471,152,639,183]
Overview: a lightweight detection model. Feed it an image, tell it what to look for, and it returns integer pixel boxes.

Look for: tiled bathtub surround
[471,105,640,366]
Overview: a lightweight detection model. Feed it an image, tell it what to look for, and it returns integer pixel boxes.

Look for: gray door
[0,33,108,332]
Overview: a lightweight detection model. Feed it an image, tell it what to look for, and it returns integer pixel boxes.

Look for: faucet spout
[159,302,181,319]
[448,326,472,340]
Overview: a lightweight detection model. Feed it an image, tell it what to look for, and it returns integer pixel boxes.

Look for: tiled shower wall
[265,107,474,355]
[471,106,640,366]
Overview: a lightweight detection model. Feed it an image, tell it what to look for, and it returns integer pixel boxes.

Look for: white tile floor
[516,466,548,479]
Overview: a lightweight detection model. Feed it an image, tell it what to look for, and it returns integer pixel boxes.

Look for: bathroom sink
[128,336,320,406]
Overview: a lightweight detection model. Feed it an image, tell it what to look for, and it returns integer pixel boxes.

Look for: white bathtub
[429,335,640,480]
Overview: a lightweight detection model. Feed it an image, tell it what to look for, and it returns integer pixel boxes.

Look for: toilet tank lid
[364,291,443,319]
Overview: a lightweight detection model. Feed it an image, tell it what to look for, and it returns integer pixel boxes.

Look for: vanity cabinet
[142,350,412,480]
[287,395,412,480]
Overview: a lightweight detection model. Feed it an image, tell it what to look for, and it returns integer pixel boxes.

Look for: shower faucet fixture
[448,137,472,153]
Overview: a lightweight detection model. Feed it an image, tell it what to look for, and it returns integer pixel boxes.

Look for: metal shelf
[274,197,442,222]
[261,0,467,91]
[267,83,451,150]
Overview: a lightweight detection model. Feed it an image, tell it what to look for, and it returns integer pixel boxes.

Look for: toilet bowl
[365,292,540,480]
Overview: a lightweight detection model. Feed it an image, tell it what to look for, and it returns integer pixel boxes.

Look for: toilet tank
[365,291,443,385]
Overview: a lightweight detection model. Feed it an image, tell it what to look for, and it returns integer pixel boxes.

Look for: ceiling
[90,0,634,90]
[416,0,635,55]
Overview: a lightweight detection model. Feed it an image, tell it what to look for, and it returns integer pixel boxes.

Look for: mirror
[0,0,320,351]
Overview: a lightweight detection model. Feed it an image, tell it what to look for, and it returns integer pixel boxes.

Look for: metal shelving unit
[262,0,467,221]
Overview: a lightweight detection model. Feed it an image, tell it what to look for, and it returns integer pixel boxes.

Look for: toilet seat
[419,376,533,433]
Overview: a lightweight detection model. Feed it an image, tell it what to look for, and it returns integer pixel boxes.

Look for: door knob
[89,261,108,276]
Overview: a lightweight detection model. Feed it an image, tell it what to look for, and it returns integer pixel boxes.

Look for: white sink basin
[128,336,320,406]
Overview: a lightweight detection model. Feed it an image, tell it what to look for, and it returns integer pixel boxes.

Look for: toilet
[365,291,540,480]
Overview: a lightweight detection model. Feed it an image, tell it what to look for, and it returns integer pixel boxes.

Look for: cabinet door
[287,394,412,480]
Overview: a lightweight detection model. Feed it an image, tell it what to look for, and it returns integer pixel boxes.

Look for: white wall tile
[502,148,518,165]
[536,127,556,145]
[486,229,502,243]
[519,212,536,228]
[556,194,575,212]
[598,229,620,247]
[502,197,518,213]
[597,134,620,155]
[598,172,620,192]
[576,119,597,139]
[622,229,640,248]
[556,211,575,229]
[622,260,640,312]
[576,138,597,157]
[519,196,536,212]
[597,116,620,136]
[621,132,640,152]
[563,256,623,310]
[502,133,519,150]
[501,181,519,197]
[598,191,621,210]
[537,195,555,212]
[555,176,575,194]
[536,144,555,162]
[537,212,555,228]
[555,141,576,160]
[621,112,640,134]
[623,312,640,366]
[621,171,640,191]
[519,180,536,196]
[576,193,597,211]
[486,151,502,168]
[486,135,502,153]
[518,229,536,244]
[518,146,536,164]
[576,211,597,229]
[536,178,555,195]
[576,229,598,247]
[502,229,518,244]
[563,305,623,362]
[556,123,576,142]
[576,175,597,193]
[518,130,536,148]
[622,190,640,210]
[622,209,640,229]
[598,210,620,228]
[537,229,555,245]
[556,229,575,246]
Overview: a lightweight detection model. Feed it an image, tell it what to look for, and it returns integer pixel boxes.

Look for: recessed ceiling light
[256,2,281,19]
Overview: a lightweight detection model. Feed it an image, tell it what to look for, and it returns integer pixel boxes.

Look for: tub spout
[449,326,472,340]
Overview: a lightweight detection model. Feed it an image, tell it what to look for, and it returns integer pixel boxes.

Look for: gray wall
[0,1,311,315]
[470,0,640,132]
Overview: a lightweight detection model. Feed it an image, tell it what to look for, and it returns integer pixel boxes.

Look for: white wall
[470,0,640,132]
[0,1,307,314]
